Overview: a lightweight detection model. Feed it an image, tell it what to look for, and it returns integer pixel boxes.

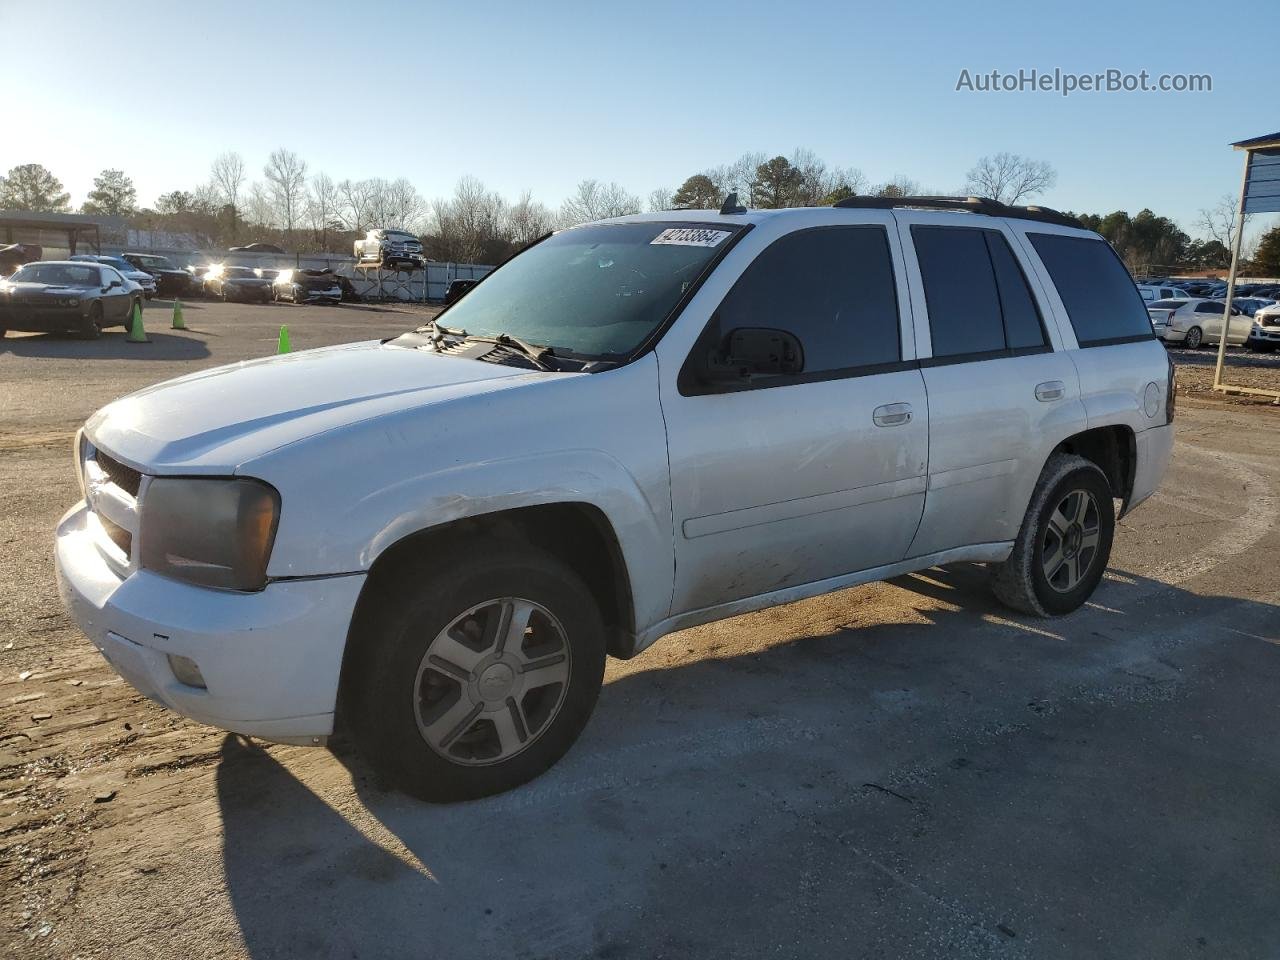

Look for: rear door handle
[873,402,913,427]
[1035,380,1066,402]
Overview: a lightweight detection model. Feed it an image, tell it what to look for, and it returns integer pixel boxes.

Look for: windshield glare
[422,221,740,357]
[10,263,101,286]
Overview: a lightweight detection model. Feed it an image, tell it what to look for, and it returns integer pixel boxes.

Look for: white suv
[56,197,1175,802]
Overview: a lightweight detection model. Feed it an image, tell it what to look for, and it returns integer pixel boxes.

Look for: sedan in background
[203,265,273,303]
[71,254,158,299]
[1148,298,1252,349]
[228,242,286,254]
[0,261,140,339]
[272,268,343,304]
[122,253,194,298]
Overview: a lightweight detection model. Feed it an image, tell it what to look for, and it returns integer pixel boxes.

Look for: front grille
[95,451,142,497]
[99,514,132,556]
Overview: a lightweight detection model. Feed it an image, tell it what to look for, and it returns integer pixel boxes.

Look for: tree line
[2,152,1276,274]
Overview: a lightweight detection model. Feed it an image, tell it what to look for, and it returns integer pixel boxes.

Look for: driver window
[714,226,902,375]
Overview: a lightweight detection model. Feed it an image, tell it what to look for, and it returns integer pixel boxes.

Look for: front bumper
[55,502,365,742]
[301,286,343,302]
[0,303,86,332]
[1247,327,1280,347]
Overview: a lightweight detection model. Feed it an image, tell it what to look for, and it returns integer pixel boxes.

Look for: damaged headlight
[139,478,280,591]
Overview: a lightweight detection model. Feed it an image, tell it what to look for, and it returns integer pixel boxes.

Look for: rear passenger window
[1028,233,1153,346]
[716,226,901,374]
[912,226,1046,359]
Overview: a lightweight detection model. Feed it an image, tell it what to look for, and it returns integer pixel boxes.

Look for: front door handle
[1035,380,1066,402]
[873,402,913,427]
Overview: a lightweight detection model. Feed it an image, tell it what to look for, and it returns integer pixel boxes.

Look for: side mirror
[108,279,123,289]
[705,327,805,382]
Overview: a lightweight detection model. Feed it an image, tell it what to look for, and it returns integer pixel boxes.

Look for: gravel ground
[1166,342,1280,404]
[2,302,1279,959]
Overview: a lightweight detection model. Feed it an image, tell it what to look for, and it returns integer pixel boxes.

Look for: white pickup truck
[56,197,1175,801]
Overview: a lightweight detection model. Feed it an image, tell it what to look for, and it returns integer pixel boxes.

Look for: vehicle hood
[86,340,544,472]
[0,282,87,295]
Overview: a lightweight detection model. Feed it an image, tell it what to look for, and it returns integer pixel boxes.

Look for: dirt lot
[3,302,1280,959]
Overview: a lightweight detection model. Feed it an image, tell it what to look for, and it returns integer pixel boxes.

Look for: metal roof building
[0,210,126,255]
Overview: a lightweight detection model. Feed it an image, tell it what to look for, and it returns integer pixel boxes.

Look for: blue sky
[3,0,1276,241]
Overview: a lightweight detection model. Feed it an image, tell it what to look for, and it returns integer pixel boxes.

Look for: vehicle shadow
[0,330,212,360]
[217,566,1280,959]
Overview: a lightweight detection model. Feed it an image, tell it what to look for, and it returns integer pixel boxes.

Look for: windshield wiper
[417,317,467,340]
[465,333,558,372]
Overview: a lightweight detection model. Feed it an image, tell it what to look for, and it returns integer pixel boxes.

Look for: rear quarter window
[1028,233,1153,346]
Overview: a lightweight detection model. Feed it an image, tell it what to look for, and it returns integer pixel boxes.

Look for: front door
[658,219,929,617]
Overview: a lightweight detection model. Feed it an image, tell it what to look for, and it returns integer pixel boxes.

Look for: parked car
[354,228,425,269]
[203,264,273,303]
[0,260,141,339]
[1249,302,1280,352]
[70,254,158,299]
[273,268,343,304]
[122,253,194,297]
[1148,298,1251,348]
[56,200,1174,802]
[1135,283,1190,303]
[228,242,286,254]
[1230,297,1276,317]
[444,277,479,305]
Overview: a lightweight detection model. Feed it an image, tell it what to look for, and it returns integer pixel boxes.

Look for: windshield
[418,221,741,357]
[9,263,102,286]
[138,256,174,269]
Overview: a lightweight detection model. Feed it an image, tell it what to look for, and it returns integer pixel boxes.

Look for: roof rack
[831,195,1081,228]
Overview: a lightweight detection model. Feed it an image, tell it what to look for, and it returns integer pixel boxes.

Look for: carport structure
[1213,131,1280,401]
[0,210,120,256]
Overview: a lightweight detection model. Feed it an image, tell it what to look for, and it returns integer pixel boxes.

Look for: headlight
[139,478,280,591]
[73,429,88,498]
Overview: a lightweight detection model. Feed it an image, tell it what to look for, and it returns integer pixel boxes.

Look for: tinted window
[913,227,1005,356]
[1149,299,1182,309]
[1028,233,1152,345]
[716,226,900,373]
[1194,302,1225,314]
[912,226,1045,357]
[987,232,1046,349]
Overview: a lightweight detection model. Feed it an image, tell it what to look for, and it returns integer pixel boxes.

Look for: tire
[991,453,1115,617]
[1184,326,1204,349]
[345,538,607,802]
[79,303,104,340]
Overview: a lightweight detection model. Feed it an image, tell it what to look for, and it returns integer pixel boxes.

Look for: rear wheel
[992,454,1115,617]
[1184,325,1204,349]
[345,539,606,802]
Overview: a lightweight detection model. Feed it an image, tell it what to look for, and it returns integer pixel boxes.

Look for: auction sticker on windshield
[650,228,732,247]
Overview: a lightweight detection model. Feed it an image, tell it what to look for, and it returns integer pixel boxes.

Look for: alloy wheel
[1041,489,1101,593]
[413,597,572,766]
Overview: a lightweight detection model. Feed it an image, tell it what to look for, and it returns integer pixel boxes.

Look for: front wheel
[345,540,606,802]
[991,454,1115,617]
[79,303,104,340]
[1184,326,1204,349]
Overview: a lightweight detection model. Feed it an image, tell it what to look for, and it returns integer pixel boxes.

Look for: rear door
[657,214,929,616]
[896,213,1086,555]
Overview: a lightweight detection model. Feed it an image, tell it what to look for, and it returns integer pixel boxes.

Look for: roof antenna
[719,191,746,215]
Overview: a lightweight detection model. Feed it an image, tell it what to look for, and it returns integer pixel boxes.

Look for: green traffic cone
[126,302,148,343]
[171,299,185,330]
[277,325,291,354]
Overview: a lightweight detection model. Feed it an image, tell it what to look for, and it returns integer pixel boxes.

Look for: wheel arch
[346,501,638,667]
[1051,424,1137,515]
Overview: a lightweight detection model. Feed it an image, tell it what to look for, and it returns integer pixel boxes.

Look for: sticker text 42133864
[649,228,732,247]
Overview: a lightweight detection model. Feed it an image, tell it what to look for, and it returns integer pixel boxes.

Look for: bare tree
[1198,193,1242,250]
[307,172,341,250]
[874,175,922,198]
[965,153,1056,204]
[263,148,308,234]
[337,179,376,233]
[707,152,766,203]
[648,187,674,212]
[210,152,246,237]
[508,190,555,246]
[244,182,275,230]
[381,178,427,231]
[558,179,641,226]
